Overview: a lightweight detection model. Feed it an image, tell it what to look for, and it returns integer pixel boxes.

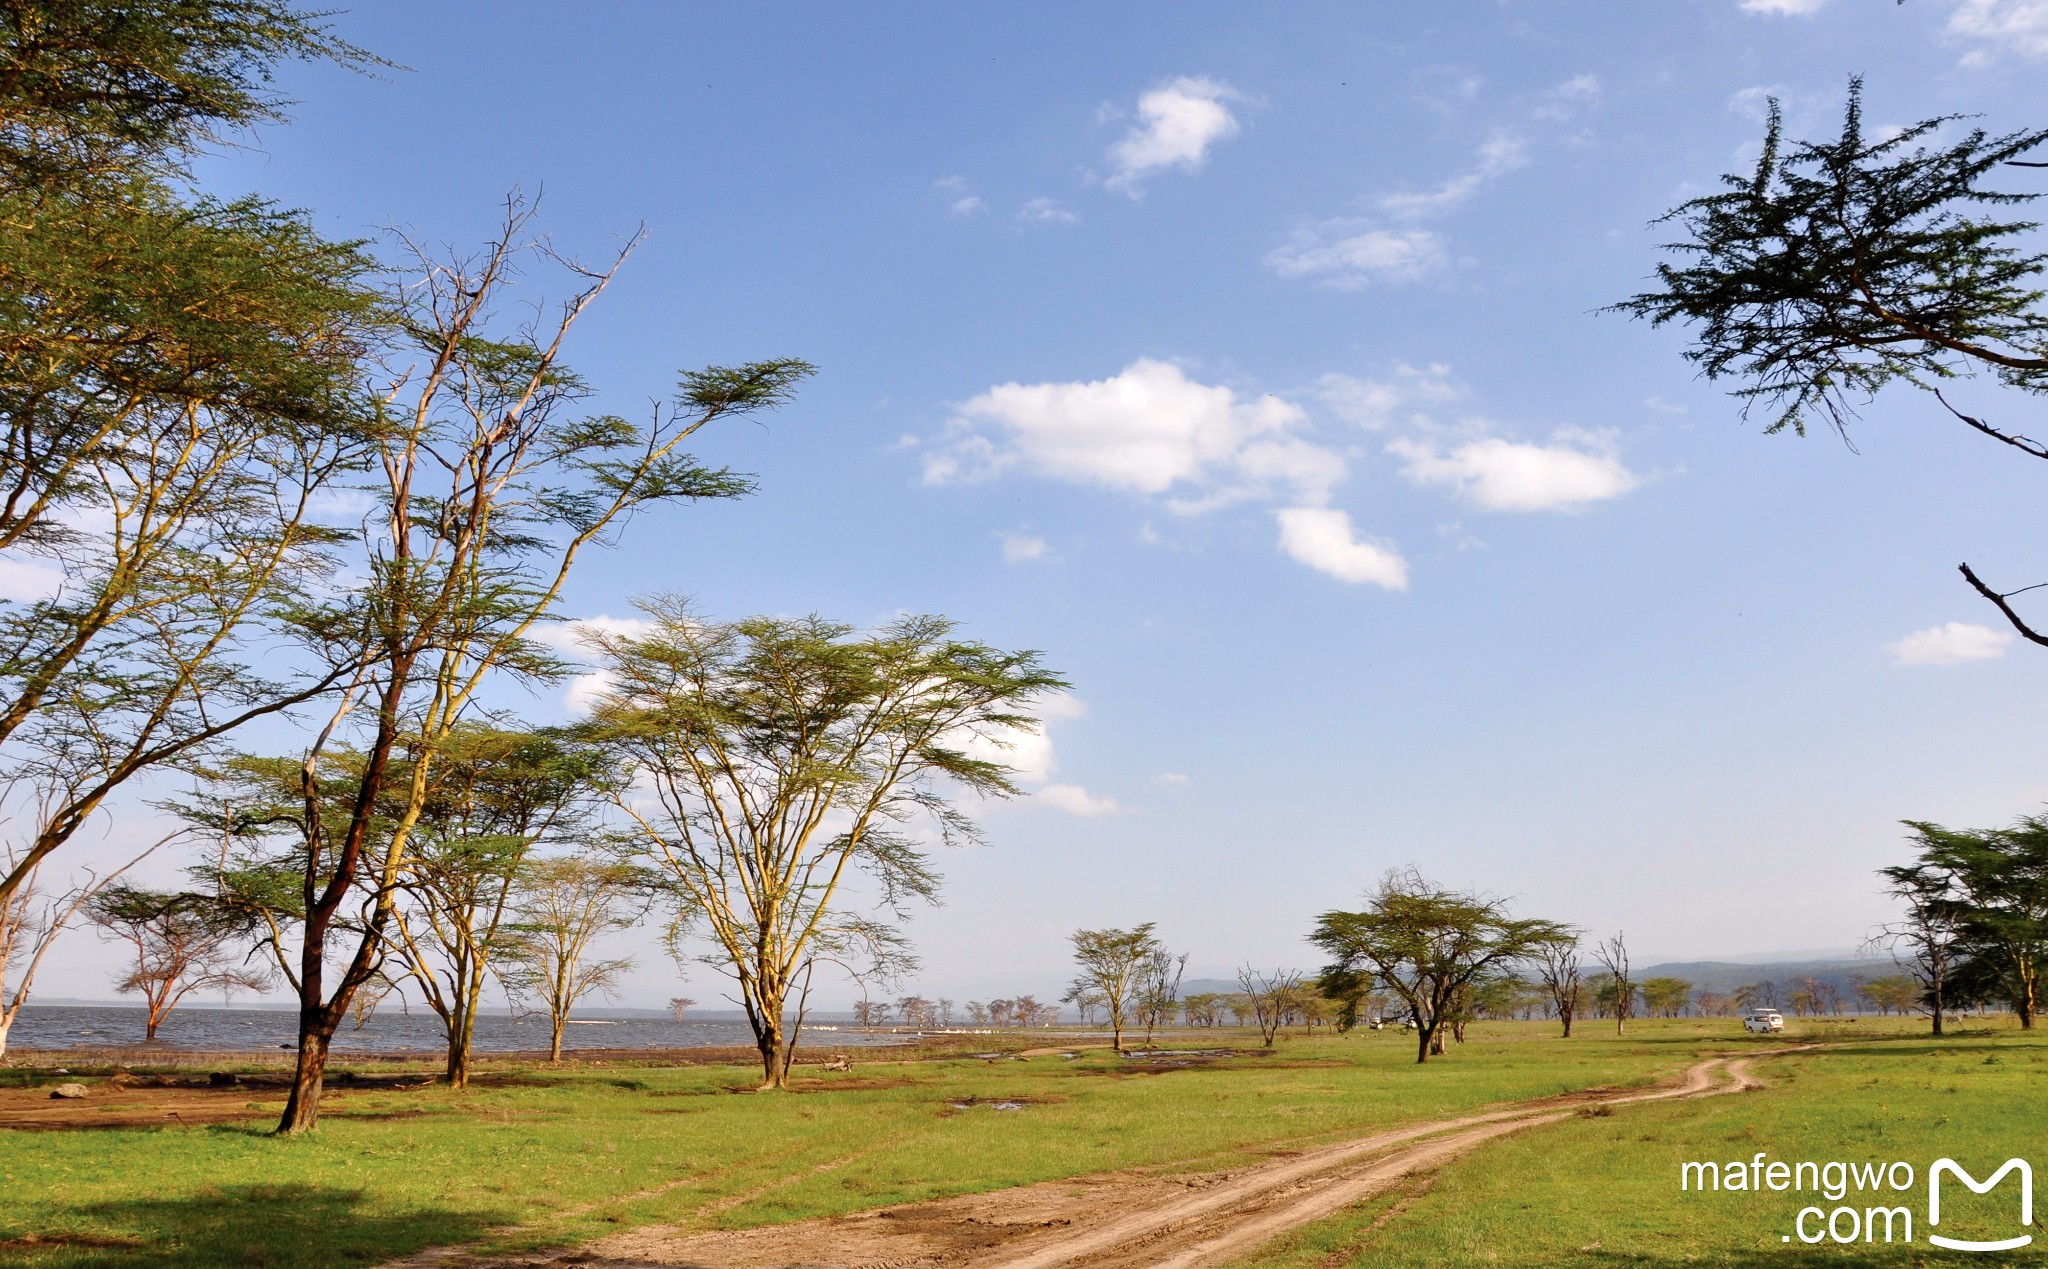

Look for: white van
[1742,1008,1785,1033]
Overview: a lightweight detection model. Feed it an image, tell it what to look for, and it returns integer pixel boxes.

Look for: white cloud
[1274,507,1409,590]
[1315,366,1463,429]
[1105,76,1244,195]
[956,692,1120,817]
[925,358,1340,506]
[1389,431,1641,512]
[1000,532,1050,563]
[1375,134,1527,220]
[1740,0,1827,13]
[1269,133,1527,289]
[1535,74,1603,122]
[530,614,658,715]
[0,556,65,602]
[1156,772,1190,786]
[950,195,985,215]
[1947,0,2048,60]
[1265,224,1448,289]
[1035,783,1123,817]
[1019,197,1078,225]
[1886,621,2015,666]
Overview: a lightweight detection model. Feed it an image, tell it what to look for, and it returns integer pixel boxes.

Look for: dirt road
[444,1054,1760,1269]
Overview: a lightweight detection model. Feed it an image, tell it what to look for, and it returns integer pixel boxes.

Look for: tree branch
[1934,391,2048,461]
[1960,562,2048,648]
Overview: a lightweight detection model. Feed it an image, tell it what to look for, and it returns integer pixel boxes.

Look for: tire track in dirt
[454,1051,1774,1269]
[982,1055,1748,1269]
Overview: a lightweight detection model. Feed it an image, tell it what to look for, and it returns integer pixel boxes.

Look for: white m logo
[1929,1158,2034,1252]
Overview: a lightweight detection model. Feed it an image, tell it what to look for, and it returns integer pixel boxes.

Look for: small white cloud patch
[1739,0,1827,12]
[1266,224,1448,289]
[1887,622,2015,666]
[1036,783,1123,817]
[0,556,65,602]
[1019,197,1079,225]
[1389,433,1640,512]
[1274,506,1410,590]
[1106,76,1244,194]
[529,614,660,715]
[1000,532,1050,563]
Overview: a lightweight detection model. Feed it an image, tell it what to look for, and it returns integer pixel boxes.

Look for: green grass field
[1239,1018,2048,1267]
[4,1017,2035,1266]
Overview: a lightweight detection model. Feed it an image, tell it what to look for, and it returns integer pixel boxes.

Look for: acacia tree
[1863,975,1923,1017]
[1312,869,1571,1065]
[1872,851,1965,1038]
[1615,83,2048,640]
[181,207,807,1132]
[1900,816,2048,1028]
[1532,934,1584,1038]
[588,603,1065,1088]
[0,838,161,1056]
[0,1,384,913]
[88,883,267,1040]
[387,725,611,1085]
[1640,977,1694,1019]
[1066,924,1159,1054]
[500,854,641,1061]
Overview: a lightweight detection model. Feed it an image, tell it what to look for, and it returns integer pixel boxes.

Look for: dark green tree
[1903,816,2048,1028]
[0,1,385,911]
[1312,869,1572,1064]
[1615,82,2048,640]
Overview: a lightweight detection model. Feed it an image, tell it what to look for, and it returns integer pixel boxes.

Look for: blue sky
[33,0,2048,1008]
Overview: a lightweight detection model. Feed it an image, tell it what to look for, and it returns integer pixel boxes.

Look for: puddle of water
[950,1099,1029,1111]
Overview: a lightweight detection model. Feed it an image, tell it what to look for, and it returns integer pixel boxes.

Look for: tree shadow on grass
[2,1182,513,1268]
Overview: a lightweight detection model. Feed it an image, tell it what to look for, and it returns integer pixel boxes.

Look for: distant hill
[1182,959,1907,1009]
[1636,958,1900,997]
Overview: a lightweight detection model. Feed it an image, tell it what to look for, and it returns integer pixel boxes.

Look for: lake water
[7,1004,893,1055]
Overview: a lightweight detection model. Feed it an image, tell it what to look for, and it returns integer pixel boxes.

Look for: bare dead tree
[1533,936,1584,1038]
[1237,966,1300,1049]
[1136,948,1188,1046]
[1595,932,1631,1036]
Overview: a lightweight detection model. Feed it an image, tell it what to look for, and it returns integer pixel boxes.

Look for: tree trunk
[277,1020,334,1134]
[1414,1021,1435,1064]
[549,1012,565,1061]
[1559,1010,1573,1038]
[1110,1015,1123,1055]
[446,1015,471,1087]
[755,1014,787,1088]
[0,1012,12,1059]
